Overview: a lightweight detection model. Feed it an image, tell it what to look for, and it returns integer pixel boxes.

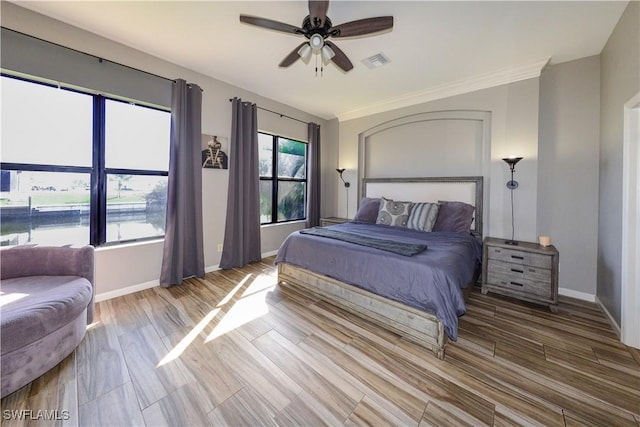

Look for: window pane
[105,100,170,170]
[106,174,167,243]
[260,180,272,223]
[0,170,90,246]
[277,139,306,179]
[1,76,93,166]
[277,181,306,221]
[258,133,273,177]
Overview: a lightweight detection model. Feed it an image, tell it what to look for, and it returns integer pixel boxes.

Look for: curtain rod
[228,98,308,125]
[3,27,201,90]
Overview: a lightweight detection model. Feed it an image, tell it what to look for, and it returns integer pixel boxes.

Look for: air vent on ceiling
[361,52,391,70]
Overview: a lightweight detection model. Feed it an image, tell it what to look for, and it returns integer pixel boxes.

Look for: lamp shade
[502,157,523,169]
[297,43,312,61]
[336,168,350,188]
[321,45,335,64]
[309,34,324,51]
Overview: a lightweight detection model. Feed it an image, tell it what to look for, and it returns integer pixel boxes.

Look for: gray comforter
[274,222,482,340]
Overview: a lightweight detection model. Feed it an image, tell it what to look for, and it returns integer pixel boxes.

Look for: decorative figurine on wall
[202,135,228,169]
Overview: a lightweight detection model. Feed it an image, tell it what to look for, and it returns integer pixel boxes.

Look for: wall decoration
[202,135,228,169]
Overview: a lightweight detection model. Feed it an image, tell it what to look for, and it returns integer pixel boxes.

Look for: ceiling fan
[239,0,393,72]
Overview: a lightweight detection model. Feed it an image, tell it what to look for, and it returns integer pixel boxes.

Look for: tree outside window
[258,133,307,224]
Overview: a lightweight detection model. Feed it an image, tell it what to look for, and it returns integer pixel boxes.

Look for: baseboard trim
[95,279,158,303]
[205,264,220,273]
[558,287,596,302]
[595,296,622,339]
[96,252,278,302]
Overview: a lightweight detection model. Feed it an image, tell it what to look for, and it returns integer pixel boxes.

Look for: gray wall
[538,56,601,296]
[1,2,332,297]
[338,78,541,244]
[0,27,172,108]
[598,1,640,324]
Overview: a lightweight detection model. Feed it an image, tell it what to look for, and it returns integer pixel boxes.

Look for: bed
[275,176,483,359]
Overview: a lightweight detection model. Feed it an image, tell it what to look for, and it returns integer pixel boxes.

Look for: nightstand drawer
[486,246,552,269]
[487,270,552,298]
[487,259,551,282]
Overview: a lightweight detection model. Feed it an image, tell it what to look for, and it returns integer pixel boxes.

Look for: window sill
[260,220,306,229]
[95,238,164,252]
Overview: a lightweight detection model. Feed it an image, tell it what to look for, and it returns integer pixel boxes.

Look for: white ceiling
[10,1,629,121]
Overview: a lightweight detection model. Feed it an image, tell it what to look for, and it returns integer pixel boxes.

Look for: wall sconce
[502,157,523,245]
[503,157,523,189]
[336,168,350,218]
[336,168,350,188]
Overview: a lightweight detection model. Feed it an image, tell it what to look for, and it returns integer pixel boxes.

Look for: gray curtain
[219,98,261,269]
[306,122,321,228]
[160,79,205,286]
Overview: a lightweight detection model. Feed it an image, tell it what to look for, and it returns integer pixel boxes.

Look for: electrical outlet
[217,243,223,252]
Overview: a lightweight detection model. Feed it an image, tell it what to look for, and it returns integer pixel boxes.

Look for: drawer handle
[511,255,524,260]
[510,281,524,287]
[511,268,524,273]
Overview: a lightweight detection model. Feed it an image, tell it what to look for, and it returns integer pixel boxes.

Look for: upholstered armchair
[0,245,95,398]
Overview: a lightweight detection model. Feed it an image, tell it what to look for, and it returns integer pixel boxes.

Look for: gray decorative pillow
[376,197,414,227]
[353,197,381,223]
[432,200,475,233]
[407,202,440,232]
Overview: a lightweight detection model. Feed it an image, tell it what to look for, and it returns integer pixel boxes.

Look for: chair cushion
[0,276,92,354]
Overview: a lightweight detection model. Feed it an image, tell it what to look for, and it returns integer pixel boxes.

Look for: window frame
[259,132,308,225]
[0,73,170,247]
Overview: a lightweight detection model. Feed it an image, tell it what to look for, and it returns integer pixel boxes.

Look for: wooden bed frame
[277,176,483,359]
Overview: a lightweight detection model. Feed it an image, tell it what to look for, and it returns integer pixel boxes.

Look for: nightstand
[319,217,350,226]
[481,237,559,313]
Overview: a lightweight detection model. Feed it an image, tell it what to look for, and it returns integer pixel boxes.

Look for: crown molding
[336,57,550,122]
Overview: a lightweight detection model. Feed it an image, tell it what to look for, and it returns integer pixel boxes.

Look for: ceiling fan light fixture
[321,45,335,63]
[309,33,324,51]
[298,43,312,60]
[239,1,394,73]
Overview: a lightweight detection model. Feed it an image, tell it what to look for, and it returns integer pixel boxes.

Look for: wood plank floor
[2,257,639,426]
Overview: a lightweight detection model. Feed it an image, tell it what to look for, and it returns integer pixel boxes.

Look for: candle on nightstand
[538,235,551,247]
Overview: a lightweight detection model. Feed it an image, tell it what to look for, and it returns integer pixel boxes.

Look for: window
[0,75,170,247]
[258,133,307,224]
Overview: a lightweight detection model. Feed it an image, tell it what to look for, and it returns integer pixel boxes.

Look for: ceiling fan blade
[309,0,329,28]
[240,15,302,35]
[330,16,394,38]
[279,42,308,67]
[324,41,353,72]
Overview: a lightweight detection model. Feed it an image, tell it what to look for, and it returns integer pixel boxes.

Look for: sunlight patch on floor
[216,273,252,307]
[157,308,221,367]
[205,275,273,342]
[86,321,101,331]
[240,272,278,298]
[158,272,277,364]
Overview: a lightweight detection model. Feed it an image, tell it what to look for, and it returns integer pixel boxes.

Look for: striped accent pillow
[406,202,440,232]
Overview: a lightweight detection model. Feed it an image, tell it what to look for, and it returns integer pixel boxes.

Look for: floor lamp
[502,157,523,245]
